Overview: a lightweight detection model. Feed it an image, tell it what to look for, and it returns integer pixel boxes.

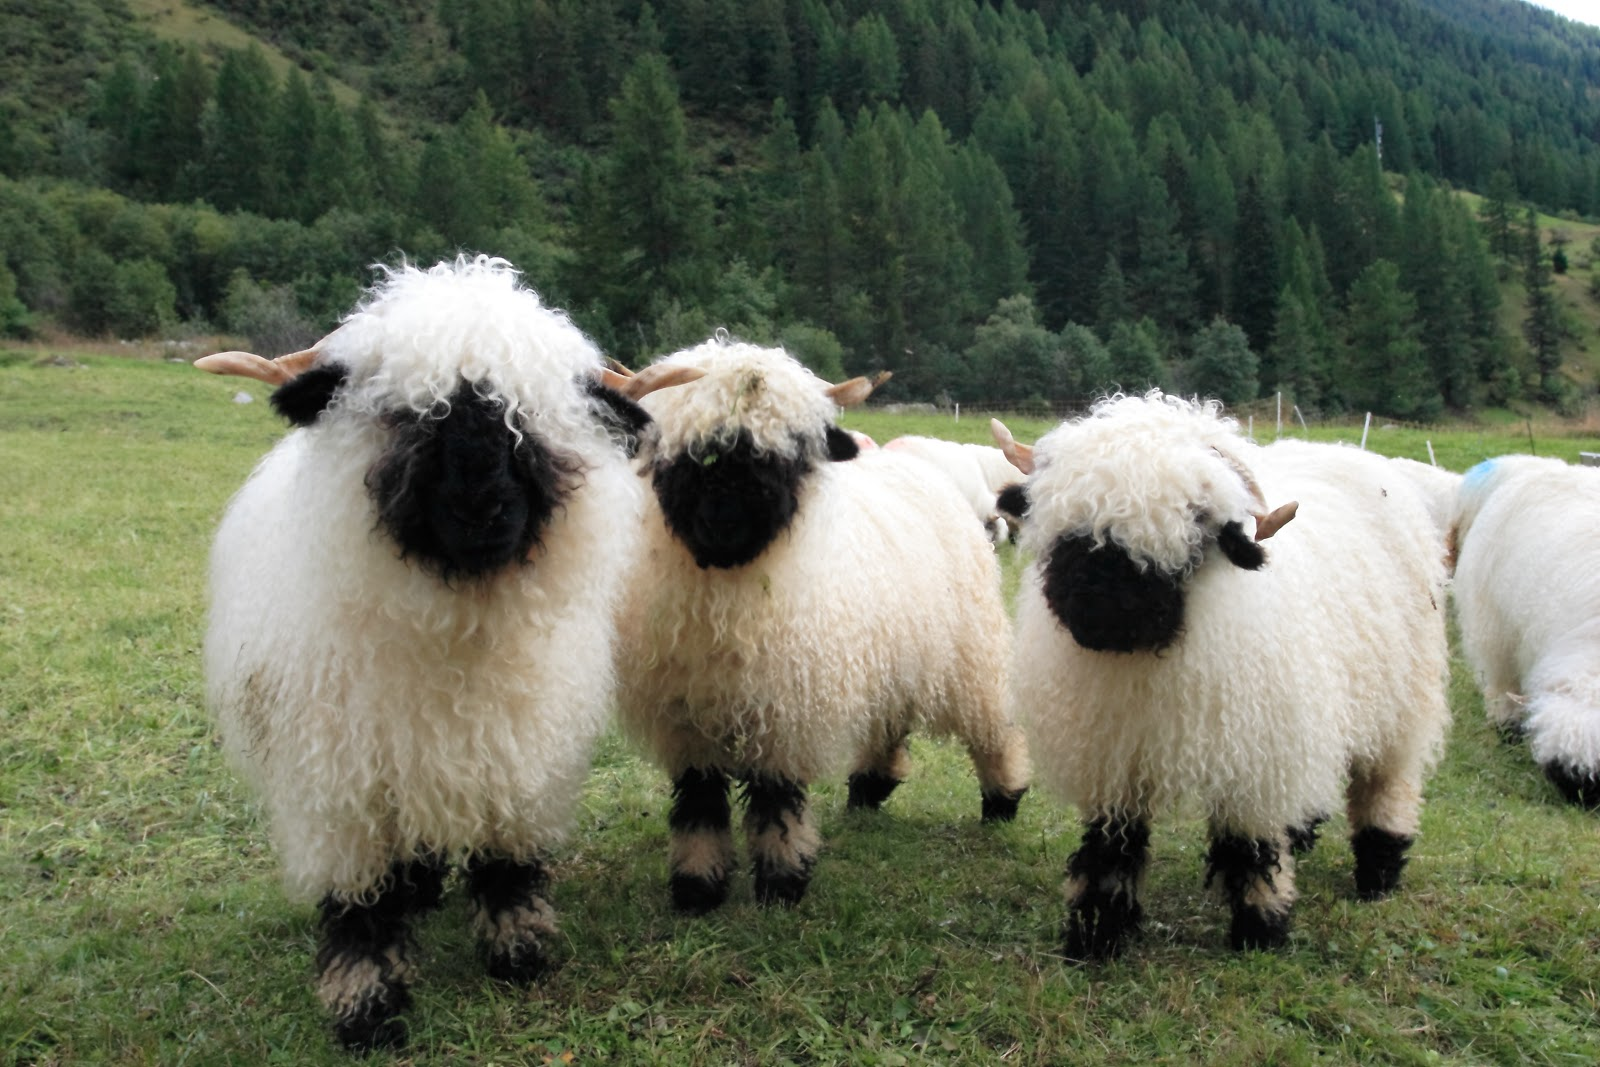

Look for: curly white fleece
[1450,455,1600,771]
[204,256,641,902]
[615,341,1025,790]
[1013,393,1450,838]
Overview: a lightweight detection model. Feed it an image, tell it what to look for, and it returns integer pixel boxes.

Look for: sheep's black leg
[967,724,1031,823]
[1286,814,1328,857]
[315,862,426,1051]
[1206,829,1294,951]
[1350,827,1415,899]
[464,853,557,984]
[1540,761,1600,809]
[742,773,818,906]
[847,735,910,812]
[668,767,735,914]
[1062,815,1149,962]
[1346,760,1423,899]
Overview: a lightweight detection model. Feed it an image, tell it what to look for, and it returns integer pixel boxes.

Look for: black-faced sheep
[612,339,1030,912]
[993,392,1450,958]
[1449,454,1600,806]
[196,256,697,1049]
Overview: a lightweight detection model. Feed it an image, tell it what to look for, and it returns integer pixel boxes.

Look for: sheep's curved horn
[990,418,1034,475]
[194,347,320,385]
[824,371,889,408]
[1254,500,1298,541]
[600,362,704,400]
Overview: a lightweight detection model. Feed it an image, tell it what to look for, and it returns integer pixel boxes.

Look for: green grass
[5,351,1600,1066]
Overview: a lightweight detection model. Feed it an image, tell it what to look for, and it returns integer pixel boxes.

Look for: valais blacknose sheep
[196,256,697,1050]
[613,339,1030,913]
[1449,455,1600,806]
[993,392,1449,959]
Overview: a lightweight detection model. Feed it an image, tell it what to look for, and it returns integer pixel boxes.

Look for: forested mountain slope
[2,0,1599,417]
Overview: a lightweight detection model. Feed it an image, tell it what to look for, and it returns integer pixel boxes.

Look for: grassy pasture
[4,350,1600,1066]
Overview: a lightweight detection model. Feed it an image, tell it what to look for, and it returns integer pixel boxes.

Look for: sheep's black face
[653,430,811,569]
[1041,533,1186,652]
[367,383,581,581]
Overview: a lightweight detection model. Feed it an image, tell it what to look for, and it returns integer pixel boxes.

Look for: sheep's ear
[996,483,1030,520]
[270,363,349,426]
[585,376,654,458]
[1217,520,1266,570]
[824,424,860,462]
[990,418,1034,475]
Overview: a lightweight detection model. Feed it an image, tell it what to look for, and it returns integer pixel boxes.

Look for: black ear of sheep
[996,483,1030,519]
[270,363,349,426]
[1217,520,1266,570]
[824,425,860,462]
[584,376,654,458]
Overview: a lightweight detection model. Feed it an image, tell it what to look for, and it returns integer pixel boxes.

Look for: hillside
[2,0,1599,418]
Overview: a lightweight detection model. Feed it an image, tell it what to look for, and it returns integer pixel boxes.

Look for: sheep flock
[193,257,1596,1050]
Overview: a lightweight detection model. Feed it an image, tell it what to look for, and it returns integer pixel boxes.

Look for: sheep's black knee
[846,770,902,811]
[1062,816,1149,962]
[1350,826,1414,899]
[1286,815,1327,856]
[1541,761,1600,809]
[1206,833,1291,950]
[743,773,816,906]
[669,768,734,914]
[315,869,419,1051]
[465,854,556,984]
[981,786,1027,823]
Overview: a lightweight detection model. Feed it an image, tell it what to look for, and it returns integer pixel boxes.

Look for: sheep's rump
[1015,439,1450,835]
[616,448,1012,783]
[1450,456,1600,760]
[207,420,638,901]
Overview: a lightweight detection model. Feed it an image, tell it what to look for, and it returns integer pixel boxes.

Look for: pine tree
[1343,259,1439,420]
[1229,172,1279,356]
[1481,169,1518,262]
[1520,206,1563,400]
[1185,316,1258,404]
[201,47,280,215]
[1105,317,1167,391]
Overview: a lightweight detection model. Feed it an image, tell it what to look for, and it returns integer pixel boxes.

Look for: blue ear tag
[1462,458,1500,489]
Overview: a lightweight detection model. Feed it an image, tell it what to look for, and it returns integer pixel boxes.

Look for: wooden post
[1360,412,1372,450]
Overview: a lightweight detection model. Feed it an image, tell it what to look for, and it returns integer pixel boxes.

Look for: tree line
[2,0,1597,417]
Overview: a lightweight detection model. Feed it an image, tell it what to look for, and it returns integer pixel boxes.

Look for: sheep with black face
[994,392,1449,959]
[196,256,696,1051]
[614,339,1030,913]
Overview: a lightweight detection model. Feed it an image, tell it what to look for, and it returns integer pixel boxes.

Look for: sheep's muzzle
[1042,533,1186,652]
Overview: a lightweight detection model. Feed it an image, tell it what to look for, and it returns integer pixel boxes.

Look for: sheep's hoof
[846,771,902,811]
[1351,826,1413,899]
[670,871,730,915]
[487,939,551,985]
[331,987,410,1053]
[1286,815,1327,856]
[753,861,813,907]
[1228,907,1291,951]
[981,787,1027,823]
[1062,898,1141,962]
[1542,761,1600,809]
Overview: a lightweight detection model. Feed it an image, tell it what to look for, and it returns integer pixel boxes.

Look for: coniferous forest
[5,0,1600,417]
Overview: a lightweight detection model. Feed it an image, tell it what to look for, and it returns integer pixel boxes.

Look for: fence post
[1360,411,1372,450]
[1276,392,1282,438]
[954,402,960,422]
[1294,405,1308,432]
[1426,440,1437,467]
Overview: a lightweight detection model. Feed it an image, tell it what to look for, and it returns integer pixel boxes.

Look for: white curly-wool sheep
[1387,456,1461,540]
[614,339,1029,912]
[883,435,1021,543]
[999,391,1449,958]
[199,255,674,1050]
[1449,454,1600,806]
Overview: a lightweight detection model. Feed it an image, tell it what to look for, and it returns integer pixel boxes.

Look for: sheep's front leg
[742,773,819,906]
[1206,826,1295,950]
[465,853,557,984]
[315,857,439,1051]
[668,767,735,914]
[847,734,911,812]
[1062,815,1149,961]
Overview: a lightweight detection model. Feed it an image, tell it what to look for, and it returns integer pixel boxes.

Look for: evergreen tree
[1229,172,1279,356]
[1130,171,1196,343]
[1105,317,1167,391]
[1343,258,1439,420]
[1520,206,1563,400]
[1056,321,1113,399]
[1480,169,1518,262]
[1094,253,1131,339]
[201,47,279,215]
[1185,315,1258,404]
[966,293,1057,404]
[1397,176,1474,408]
